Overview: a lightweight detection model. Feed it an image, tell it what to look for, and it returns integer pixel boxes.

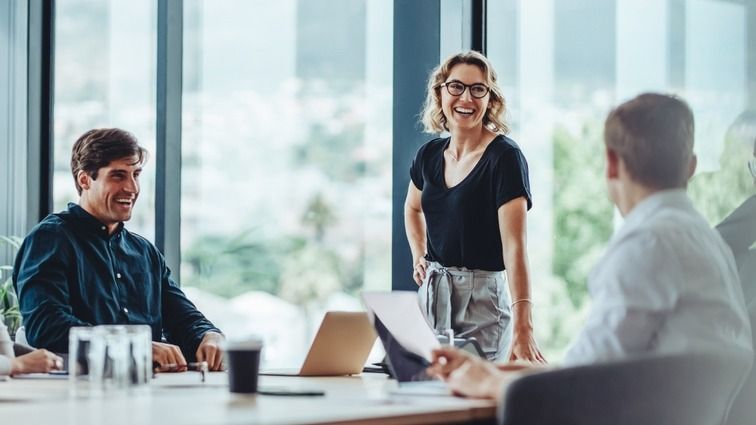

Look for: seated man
[428,93,753,398]
[13,128,224,371]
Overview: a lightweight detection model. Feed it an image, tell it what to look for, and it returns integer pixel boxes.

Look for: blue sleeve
[493,148,533,210]
[158,250,221,361]
[13,225,91,353]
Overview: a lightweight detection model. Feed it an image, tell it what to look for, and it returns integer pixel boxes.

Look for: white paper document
[361,291,440,362]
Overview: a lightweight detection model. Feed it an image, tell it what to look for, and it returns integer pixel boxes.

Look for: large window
[53,0,157,240]
[180,0,393,366]
[488,0,754,359]
[42,0,753,366]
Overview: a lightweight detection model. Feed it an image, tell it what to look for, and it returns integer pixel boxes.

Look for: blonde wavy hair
[420,51,509,134]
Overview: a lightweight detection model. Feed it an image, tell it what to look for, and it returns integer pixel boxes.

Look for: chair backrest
[499,351,752,425]
[725,306,756,425]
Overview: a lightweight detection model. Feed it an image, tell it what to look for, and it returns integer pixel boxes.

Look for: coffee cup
[225,338,263,394]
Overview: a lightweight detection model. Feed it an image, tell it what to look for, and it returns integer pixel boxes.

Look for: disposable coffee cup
[226,339,263,394]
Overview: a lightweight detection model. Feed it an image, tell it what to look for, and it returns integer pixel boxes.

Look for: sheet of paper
[362,291,440,362]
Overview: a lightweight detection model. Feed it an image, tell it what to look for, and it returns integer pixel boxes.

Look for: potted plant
[0,236,22,338]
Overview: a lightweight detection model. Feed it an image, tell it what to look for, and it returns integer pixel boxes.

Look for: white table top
[0,372,497,424]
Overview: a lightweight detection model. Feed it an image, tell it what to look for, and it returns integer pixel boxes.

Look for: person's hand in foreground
[427,347,541,399]
[196,331,224,371]
[10,349,63,376]
[152,341,187,372]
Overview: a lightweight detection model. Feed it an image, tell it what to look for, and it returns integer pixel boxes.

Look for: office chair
[725,304,756,425]
[499,351,752,425]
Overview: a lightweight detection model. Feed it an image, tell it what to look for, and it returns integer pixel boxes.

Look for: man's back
[565,190,752,365]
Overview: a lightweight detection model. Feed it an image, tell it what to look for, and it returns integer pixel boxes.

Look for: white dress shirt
[563,189,753,366]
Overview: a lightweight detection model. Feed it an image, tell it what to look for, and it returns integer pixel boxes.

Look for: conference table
[0,371,498,424]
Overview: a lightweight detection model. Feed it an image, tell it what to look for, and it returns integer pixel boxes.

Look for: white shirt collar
[615,188,691,238]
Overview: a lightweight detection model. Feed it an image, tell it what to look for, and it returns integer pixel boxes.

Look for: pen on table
[154,361,209,382]
[154,361,206,370]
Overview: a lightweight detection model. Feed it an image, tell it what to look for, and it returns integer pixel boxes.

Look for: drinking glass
[125,325,152,388]
[69,327,95,382]
[89,325,130,392]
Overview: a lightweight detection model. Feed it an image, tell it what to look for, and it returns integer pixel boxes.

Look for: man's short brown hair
[71,128,148,195]
[604,93,695,189]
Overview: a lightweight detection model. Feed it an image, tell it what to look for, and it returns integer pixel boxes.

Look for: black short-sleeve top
[409,135,532,271]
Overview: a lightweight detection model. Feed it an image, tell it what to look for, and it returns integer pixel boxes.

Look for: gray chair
[725,305,756,425]
[716,196,756,425]
[499,352,752,425]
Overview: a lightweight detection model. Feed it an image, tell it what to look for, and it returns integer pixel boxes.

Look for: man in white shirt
[427,93,753,399]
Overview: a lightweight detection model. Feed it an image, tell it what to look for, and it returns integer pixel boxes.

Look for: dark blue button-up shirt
[13,203,221,359]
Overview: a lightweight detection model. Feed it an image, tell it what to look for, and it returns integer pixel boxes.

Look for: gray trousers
[418,261,512,361]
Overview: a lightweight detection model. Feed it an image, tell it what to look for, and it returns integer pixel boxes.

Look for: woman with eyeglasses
[404,51,545,363]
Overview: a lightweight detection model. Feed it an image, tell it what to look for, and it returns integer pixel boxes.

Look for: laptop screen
[374,316,435,383]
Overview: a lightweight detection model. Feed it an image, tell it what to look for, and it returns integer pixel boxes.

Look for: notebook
[260,311,377,376]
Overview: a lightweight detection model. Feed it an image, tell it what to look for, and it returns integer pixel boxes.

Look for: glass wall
[0,0,27,266]
[488,0,753,359]
[180,0,393,366]
[53,0,157,240]
[45,0,752,365]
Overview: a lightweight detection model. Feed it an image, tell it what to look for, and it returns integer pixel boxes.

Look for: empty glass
[125,325,152,387]
[69,324,152,396]
[88,325,129,391]
[69,327,94,382]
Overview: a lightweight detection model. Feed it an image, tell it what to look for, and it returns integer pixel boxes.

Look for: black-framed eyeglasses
[749,158,756,179]
[438,81,490,99]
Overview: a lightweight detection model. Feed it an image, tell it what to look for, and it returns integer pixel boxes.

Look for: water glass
[89,325,130,391]
[69,327,95,383]
[125,325,152,386]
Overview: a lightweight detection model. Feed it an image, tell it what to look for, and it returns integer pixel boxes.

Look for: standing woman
[405,51,544,362]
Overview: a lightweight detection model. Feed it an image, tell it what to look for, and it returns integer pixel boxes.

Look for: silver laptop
[260,311,377,376]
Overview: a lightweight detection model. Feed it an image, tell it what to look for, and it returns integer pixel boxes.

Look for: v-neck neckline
[441,136,498,191]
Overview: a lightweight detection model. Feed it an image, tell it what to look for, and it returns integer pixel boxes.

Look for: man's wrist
[202,331,224,342]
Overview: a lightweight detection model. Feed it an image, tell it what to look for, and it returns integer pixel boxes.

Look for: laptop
[260,311,377,376]
[362,292,452,395]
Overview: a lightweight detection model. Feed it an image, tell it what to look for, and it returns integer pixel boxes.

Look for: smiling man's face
[78,155,142,233]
